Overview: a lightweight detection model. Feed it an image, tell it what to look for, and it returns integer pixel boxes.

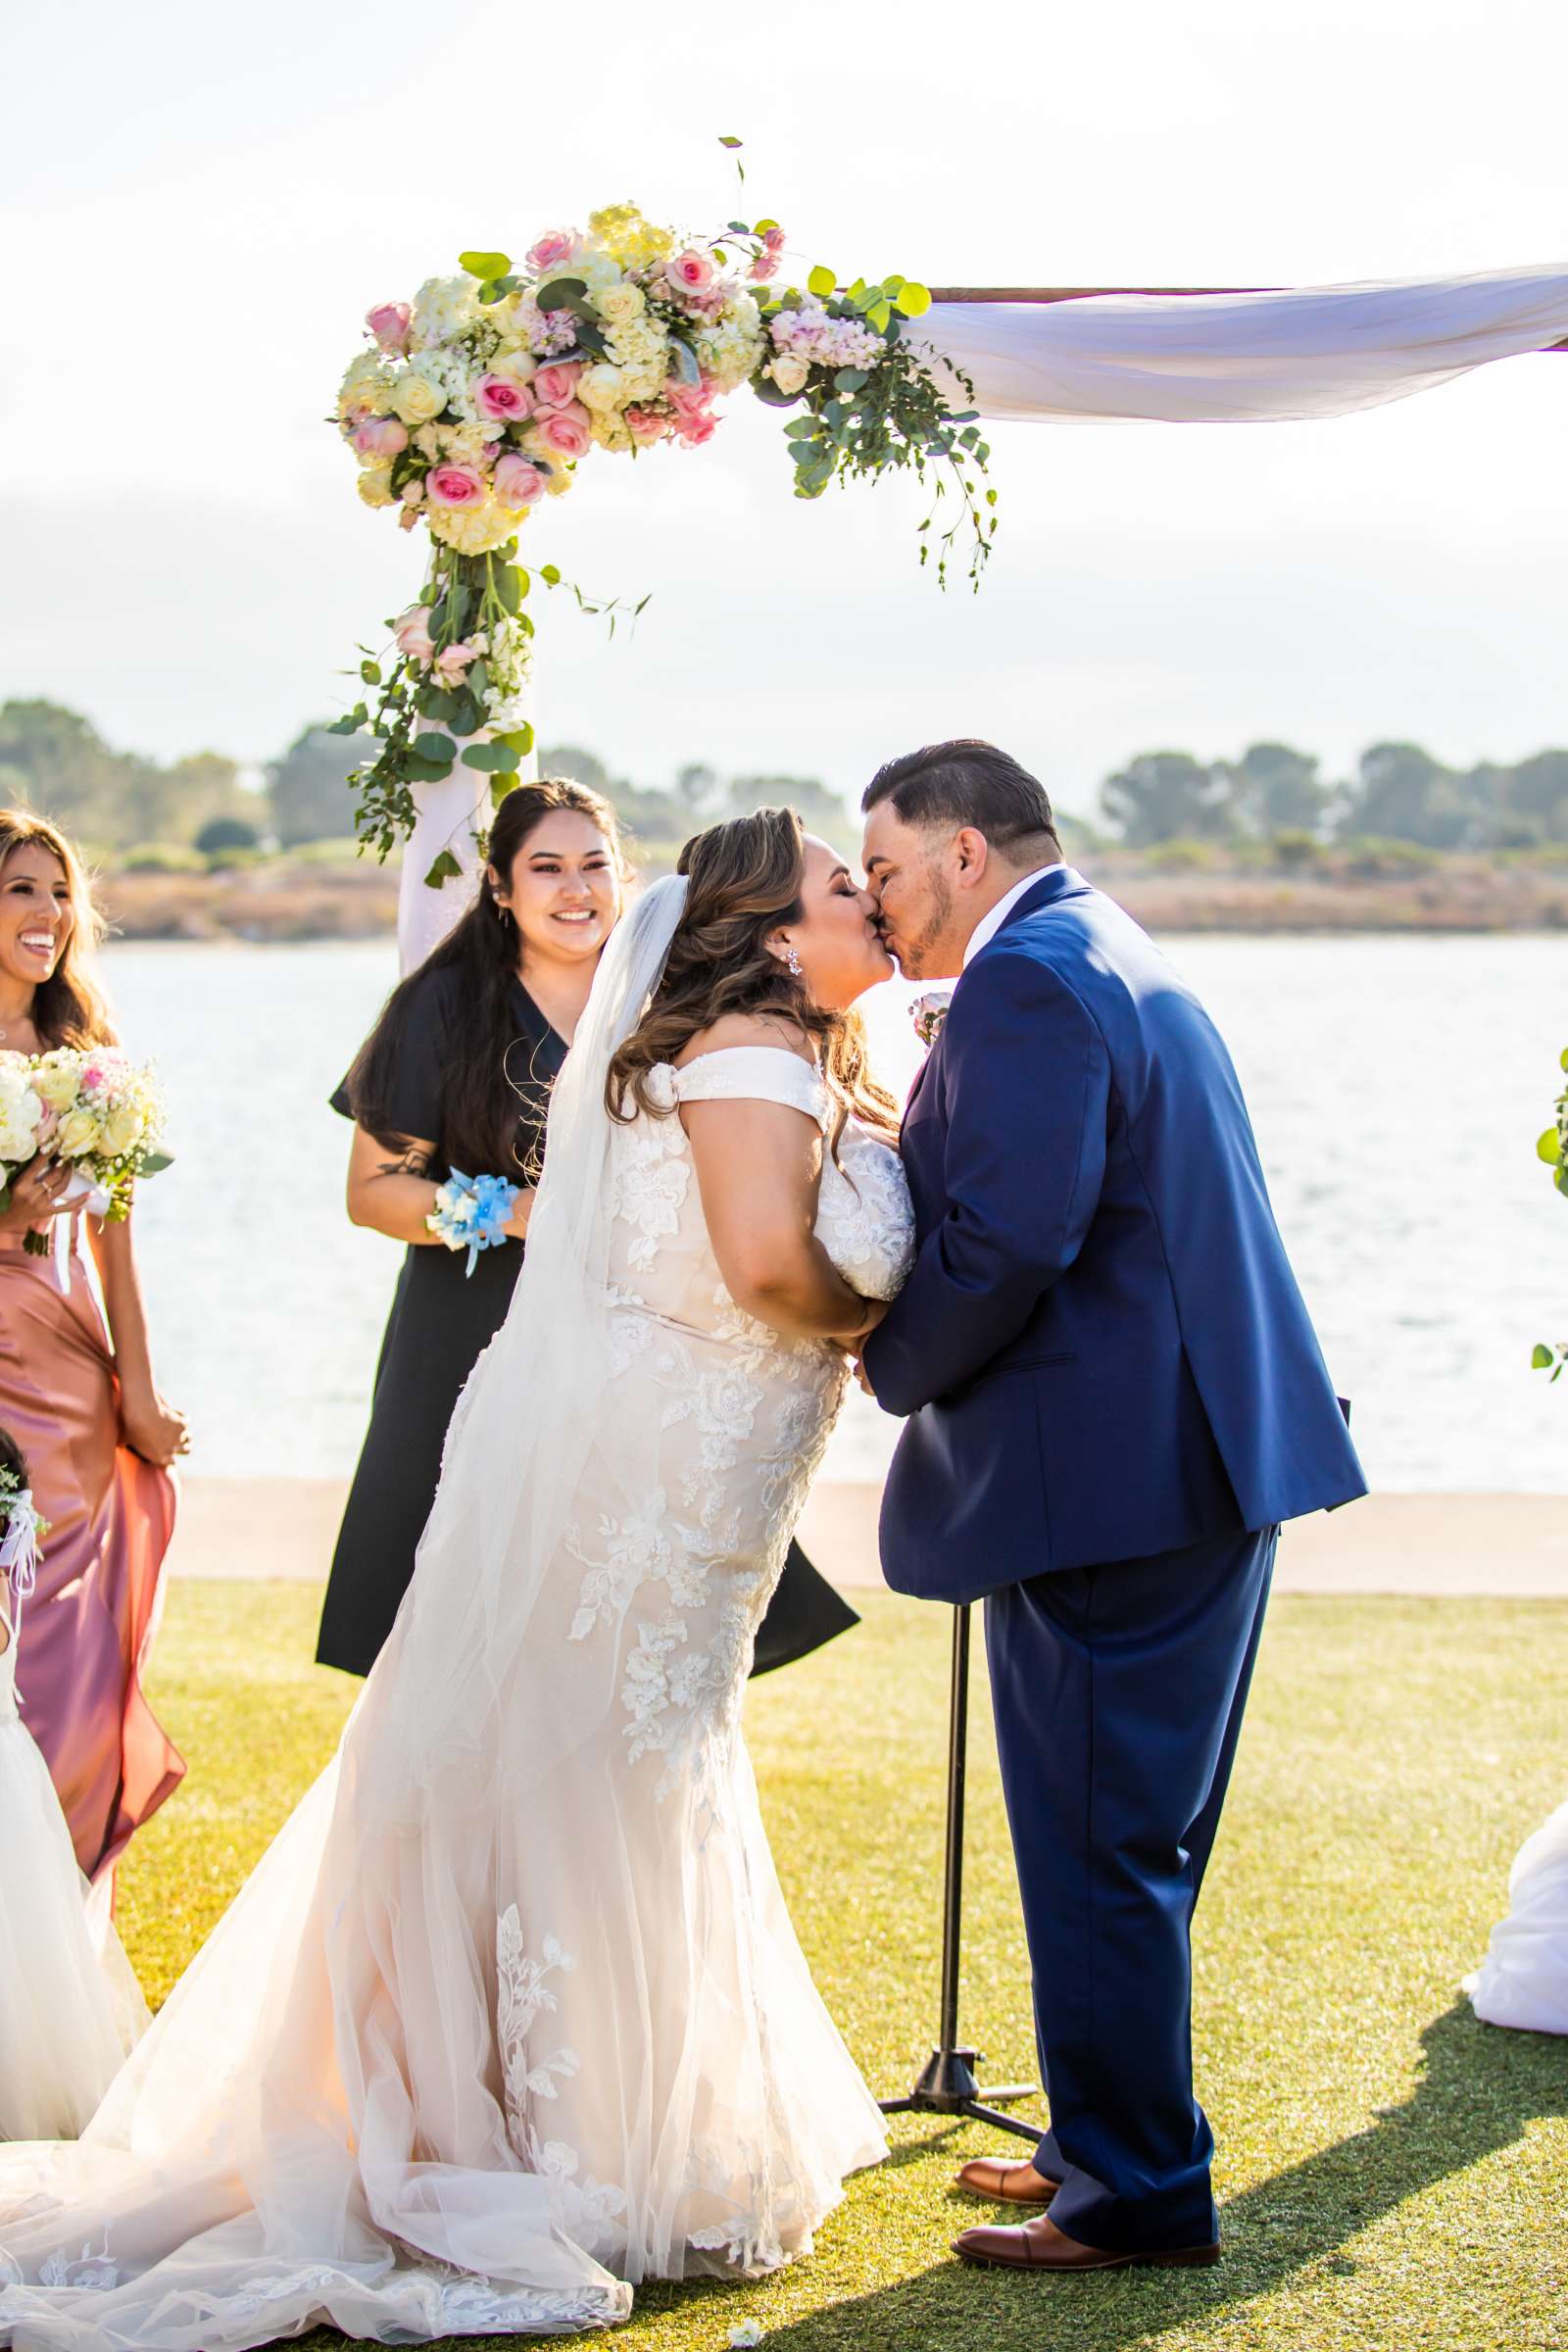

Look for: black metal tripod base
[879,2045,1040,2142]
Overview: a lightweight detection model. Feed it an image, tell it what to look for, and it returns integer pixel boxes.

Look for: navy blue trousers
[984,1521,1277,2252]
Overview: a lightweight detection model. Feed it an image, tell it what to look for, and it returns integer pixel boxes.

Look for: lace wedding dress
[0,879,913,2349]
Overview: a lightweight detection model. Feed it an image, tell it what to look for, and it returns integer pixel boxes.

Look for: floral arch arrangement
[330,164,996,877]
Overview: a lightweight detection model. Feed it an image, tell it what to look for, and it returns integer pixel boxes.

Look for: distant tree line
[5,699,1568,861]
[1099,740,1568,852]
[0,701,858,860]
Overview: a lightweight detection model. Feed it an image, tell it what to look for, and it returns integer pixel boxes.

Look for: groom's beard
[896,873,955,981]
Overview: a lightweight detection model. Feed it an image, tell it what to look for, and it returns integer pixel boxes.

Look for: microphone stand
[879,1600,1039,2138]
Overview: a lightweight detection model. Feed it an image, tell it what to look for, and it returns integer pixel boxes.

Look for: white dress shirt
[961,865,1061,968]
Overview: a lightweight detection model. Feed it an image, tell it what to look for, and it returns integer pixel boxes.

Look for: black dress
[316,964,857,1680]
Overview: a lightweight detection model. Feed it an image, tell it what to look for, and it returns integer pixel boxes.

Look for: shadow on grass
[750,2002,1568,2351]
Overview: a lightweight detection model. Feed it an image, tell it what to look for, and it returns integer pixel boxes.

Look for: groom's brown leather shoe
[953,2213,1220,2271]
[953,2158,1060,2205]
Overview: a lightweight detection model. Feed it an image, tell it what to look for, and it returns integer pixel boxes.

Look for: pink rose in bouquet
[475,372,534,423]
[493,453,547,507]
[353,416,409,462]
[425,464,486,508]
[366,301,412,353]
[665,249,715,295]
[531,405,592,461]
[531,361,584,411]
[393,606,436,662]
[433,639,482,683]
[526,229,580,274]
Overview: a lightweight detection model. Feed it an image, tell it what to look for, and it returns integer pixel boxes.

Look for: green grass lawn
[119,1583,1568,2352]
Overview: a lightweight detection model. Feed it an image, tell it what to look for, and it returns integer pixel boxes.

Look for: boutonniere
[910,990,954,1052]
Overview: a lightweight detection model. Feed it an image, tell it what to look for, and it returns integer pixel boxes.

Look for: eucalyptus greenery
[760,278,997,589]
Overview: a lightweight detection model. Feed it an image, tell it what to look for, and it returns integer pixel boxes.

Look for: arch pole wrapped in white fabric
[398,696,539,976]
[915,265,1568,424]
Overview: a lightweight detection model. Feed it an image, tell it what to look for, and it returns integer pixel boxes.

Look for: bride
[0,809,913,2348]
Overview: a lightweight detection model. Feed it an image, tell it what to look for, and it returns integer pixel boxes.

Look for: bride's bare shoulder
[673,1011,816,1069]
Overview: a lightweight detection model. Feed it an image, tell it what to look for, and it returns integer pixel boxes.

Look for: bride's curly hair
[607,807,900,1157]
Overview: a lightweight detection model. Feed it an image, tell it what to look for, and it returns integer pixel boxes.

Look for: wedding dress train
[0,880,910,2349]
[1465,1798,1568,2035]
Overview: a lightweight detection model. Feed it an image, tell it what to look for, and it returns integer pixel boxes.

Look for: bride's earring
[784,944,804,978]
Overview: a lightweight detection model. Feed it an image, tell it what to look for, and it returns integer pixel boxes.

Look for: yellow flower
[544,466,575,498]
[589,411,634,452]
[357,467,396,508]
[588,203,676,269]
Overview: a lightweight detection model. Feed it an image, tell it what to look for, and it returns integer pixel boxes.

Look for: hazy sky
[6,0,1566,817]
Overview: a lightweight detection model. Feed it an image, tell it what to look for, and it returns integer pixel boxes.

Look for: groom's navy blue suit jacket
[862,867,1366,1601]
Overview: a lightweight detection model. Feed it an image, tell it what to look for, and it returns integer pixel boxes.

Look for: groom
[858,741,1365,2273]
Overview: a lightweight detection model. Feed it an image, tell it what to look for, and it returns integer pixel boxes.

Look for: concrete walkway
[171,1479,1567,1597]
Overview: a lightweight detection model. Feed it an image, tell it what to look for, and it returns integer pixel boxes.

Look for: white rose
[489,349,537,388]
[391,368,445,426]
[577,363,626,413]
[769,354,810,396]
[56,1108,98,1157]
[31,1059,78,1113]
[357,467,395,508]
[595,280,646,326]
[101,1104,142,1156]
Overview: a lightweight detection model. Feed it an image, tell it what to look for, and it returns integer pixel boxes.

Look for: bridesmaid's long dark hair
[0,812,115,1049]
[346,779,629,1176]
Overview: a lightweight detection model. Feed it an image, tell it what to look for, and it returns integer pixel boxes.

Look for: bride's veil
[370,867,692,1804]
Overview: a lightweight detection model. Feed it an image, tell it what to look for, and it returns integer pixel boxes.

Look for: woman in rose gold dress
[0,811,188,1887]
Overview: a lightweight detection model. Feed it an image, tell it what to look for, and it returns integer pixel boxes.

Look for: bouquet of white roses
[1,1048,171,1268]
[333,153,996,872]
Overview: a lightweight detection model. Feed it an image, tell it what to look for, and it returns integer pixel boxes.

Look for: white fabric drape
[398,697,539,976]
[917,265,1568,425]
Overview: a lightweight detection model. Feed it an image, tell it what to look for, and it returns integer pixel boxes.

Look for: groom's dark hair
[861,740,1061,859]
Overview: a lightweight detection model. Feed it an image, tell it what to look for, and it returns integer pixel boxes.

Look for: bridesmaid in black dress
[317,777,856,1680]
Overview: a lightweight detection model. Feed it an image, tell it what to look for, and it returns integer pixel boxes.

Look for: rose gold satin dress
[0,1222,183,1885]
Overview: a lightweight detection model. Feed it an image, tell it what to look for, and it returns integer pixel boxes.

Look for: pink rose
[526,229,579,274]
[625,406,670,445]
[493,452,547,507]
[666,249,715,294]
[425,464,485,508]
[763,225,787,256]
[674,409,717,447]
[531,361,583,411]
[474,371,533,422]
[393,606,436,662]
[666,375,717,419]
[434,640,481,683]
[750,253,779,282]
[353,416,409,462]
[531,403,592,460]
[366,301,412,353]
